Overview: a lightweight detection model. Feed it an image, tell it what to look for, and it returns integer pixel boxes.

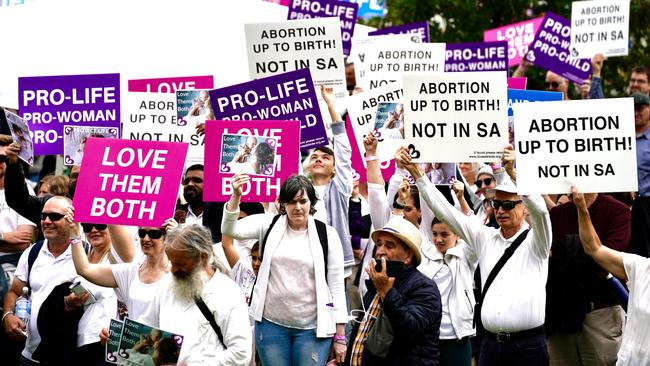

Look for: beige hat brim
[371,228,422,266]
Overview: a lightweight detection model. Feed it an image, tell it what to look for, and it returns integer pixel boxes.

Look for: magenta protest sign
[209,69,326,150]
[507,77,527,90]
[73,138,188,227]
[445,41,508,72]
[288,0,358,56]
[204,120,301,202]
[484,17,543,67]
[128,76,214,93]
[345,116,395,183]
[368,21,430,43]
[524,11,592,84]
[18,73,120,155]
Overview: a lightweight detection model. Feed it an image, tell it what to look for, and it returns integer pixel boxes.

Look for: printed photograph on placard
[4,109,34,166]
[219,134,279,177]
[116,318,183,366]
[374,102,405,140]
[63,126,119,166]
[420,163,457,185]
[176,89,215,127]
[105,319,123,364]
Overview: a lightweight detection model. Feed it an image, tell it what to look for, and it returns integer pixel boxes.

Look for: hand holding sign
[363,133,378,156]
[6,142,20,165]
[231,173,251,196]
[591,54,605,77]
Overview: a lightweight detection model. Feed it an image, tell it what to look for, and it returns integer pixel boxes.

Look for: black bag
[365,310,394,358]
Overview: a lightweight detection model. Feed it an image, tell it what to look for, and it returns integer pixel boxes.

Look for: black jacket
[5,161,51,228]
[347,265,441,366]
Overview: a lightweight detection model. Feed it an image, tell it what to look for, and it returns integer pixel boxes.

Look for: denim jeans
[255,319,332,366]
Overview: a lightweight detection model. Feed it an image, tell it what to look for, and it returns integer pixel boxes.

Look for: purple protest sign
[288,0,358,57]
[72,138,188,227]
[524,11,592,84]
[368,21,430,43]
[445,41,508,72]
[18,73,120,155]
[204,120,301,203]
[484,17,543,67]
[209,69,326,150]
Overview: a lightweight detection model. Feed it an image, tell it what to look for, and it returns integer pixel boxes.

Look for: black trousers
[631,196,650,257]
[478,333,549,366]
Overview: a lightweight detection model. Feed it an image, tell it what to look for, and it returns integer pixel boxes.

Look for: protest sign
[245,17,347,99]
[351,0,386,20]
[507,89,563,145]
[350,34,415,89]
[63,126,119,166]
[403,71,508,162]
[524,11,592,84]
[4,110,34,166]
[368,21,430,43]
[219,134,279,177]
[445,41,508,72]
[18,73,120,155]
[128,76,214,93]
[372,102,405,162]
[570,0,630,58]
[105,319,123,364]
[209,69,326,150]
[122,92,204,166]
[507,77,527,89]
[345,116,395,183]
[72,138,188,227]
[484,17,543,67]
[288,0,358,57]
[362,42,446,90]
[514,98,637,194]
[116,318,183,366]
[204,120,300,202]
[176,89,214,127]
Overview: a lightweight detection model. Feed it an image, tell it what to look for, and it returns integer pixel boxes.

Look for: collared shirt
[350,295,381,366]
[637,128,650,197]
[184,207,203,225]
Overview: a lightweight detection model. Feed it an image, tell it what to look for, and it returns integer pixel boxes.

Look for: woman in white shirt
[222,173,348,366]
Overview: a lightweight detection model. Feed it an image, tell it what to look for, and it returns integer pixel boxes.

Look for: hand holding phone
[69,282,97,306]
[374,259,406,278]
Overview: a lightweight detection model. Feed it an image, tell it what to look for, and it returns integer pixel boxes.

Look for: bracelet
[333,334,346,341]
[2,311,13,323]
[69,236,82,244]
[364,155,378,162]
[334,339,347,345]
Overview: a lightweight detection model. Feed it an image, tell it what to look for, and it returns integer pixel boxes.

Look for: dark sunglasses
[475,177,493,188]
[82,223,108,233]
[490,200,523,211]
[41,212,66,222]
[183,176,203,185]
[138,229,165,240]
[0,155,7,163]
[545,81,560,89]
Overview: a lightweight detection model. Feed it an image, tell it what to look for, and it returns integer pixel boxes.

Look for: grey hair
[164,224,228,275]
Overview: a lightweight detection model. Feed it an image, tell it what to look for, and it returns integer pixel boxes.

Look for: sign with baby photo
[116,318,183,366]
[219,134,279,177]
[63,126,119,166]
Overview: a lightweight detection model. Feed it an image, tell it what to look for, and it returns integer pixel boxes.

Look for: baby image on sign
[117,318,183,366]
[63,126,119,166]
[4,110,34,166]
[219,134,279,177]
[373,102,405,162]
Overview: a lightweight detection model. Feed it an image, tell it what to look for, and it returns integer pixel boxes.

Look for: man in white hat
[347,216,441,366]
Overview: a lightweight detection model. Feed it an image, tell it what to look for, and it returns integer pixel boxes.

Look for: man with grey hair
[139,224,252,365]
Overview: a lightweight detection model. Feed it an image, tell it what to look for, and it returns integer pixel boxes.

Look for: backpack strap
[27,240,45,287]
[314,219,329,280]
[259,214,281,262]
[195,297,226,349]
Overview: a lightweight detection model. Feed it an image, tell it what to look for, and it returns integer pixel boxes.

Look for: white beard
[170,268,207,304]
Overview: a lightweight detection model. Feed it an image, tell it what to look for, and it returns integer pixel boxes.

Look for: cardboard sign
[209,69,326,150]
[570,0,630,58]
[351,0,386,20]
[176,89,214,127]
[404,71,508,162]
[122,92,204,166]
[507,89,563,145]
[128,76,214,93]
[288,0,359,56]
[63,126,119,166]
[4,110,34,166]
[18,73,120,155]
[245,17,347,99]
[514,98,637,194]
[105,319,123,363]
[204,120,300,203]
[525,11,592,84]
[445,41,508,72]
[350,34,415,89]
[73,138,188,227]
[507,77,527,89]
[116,318,183,365]
[368,21,430,43]
[483,17,543,67]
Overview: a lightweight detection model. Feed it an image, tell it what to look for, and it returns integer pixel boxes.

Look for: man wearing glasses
[544,71,570,100]
[398,145,552,366]
[628,66,649,95]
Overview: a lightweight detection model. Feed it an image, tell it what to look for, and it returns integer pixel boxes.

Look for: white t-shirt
[0,188,36,256]
[111,262,170,320]
[313,185,327,223]
[618,254,650,365]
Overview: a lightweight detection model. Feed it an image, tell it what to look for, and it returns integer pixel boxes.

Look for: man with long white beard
[139,224,252,365]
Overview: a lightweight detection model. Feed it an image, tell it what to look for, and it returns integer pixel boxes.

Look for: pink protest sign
[507,77,527,89]
[484,17,543,67]
[204,120,300,202]
[73,138,188,227]
[128,76,214,93]
[345,116,395,183]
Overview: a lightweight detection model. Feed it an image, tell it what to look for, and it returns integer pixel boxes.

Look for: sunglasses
[138,229,165,240]
[545,81,560,89]
[82,223,108,233]
[475,177,493,188]
[41,212,66,222]
[490,200,523,211]
[183,176,203,185]
[0,155,7,164]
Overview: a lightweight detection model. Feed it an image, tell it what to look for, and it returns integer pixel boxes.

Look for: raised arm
[221,173,267,241]
[107,224,138,264]
[5,143,48,225]
[221,234,240,269]
[0,225,35,253]
[588,54,605,100]
[573,187,626,281]
[70,222,119,288]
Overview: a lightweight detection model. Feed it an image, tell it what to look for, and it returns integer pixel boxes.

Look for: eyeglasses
[475,177,493,188]
[82,223,108,233]
[545,81,560,89]
[183,176,203,185]
[138,229,165,240]
[0,155,7,164]
[490,200,523,211]
[41,212,66,222]
[630,78,648,85]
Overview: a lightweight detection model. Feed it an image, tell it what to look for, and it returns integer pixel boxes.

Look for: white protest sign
[245,17,347,99]
[404,71,508,162]
[514,98,637,194]
[350,34,416,91]
[121,92,204,166]
[570,0,630,58]
[363,43,446,90]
